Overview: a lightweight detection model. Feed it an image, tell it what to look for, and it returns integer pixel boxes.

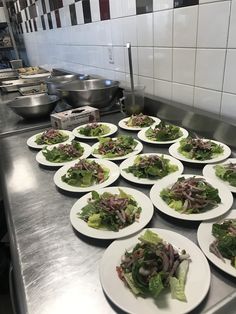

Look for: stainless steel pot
[46,75,78,95]
[58,79,120,108]
[8,94,59,119]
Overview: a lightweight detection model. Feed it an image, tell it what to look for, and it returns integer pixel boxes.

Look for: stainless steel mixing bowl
[46,74,78,95]
[58,79,120,108]
[8,94,59,119]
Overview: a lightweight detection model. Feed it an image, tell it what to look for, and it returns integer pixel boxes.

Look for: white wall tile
[153,0,173,11]
[197,1,231,48]
[124,46,139,75]
[138,47,154,77]
[113,47,125,72]
[172,83,194,106]
[111,18,124,46]
[123,16,137,46]
[223,49,236,94]
[173,6,198,47]
[109,0,123,18]
[194,87,221,115]
[195,49,226,90]
[228,0,236,48]
[115,71,126,87]
[75,1,84,24]
[138,76,154,95]
[137,13,153,47]
[173,48,196,85]
[90,0,101,22]
[122,0,136,16]
[154,79,172,100]
[125,73,139,87]
[154,10,173,47]
[221,92,236,121]
[99,20,112,45]
[154,48,172,81]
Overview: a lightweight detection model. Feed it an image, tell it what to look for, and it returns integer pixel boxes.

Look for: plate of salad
[118,114,160,131]
[92,135,143,161]
[169,137,231,164]
[100,228,210,314]
[197,210,236,277]
[72,122,118,139]
[138,122,188,145]
[70,187,154,239]
[36,140,92,167]
[119,153,184,185]
[203,158,236,193]
[27,129,74,150]
[53,158,120,192]
[150,175,233,221]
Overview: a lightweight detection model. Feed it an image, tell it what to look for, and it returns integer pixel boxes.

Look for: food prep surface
[0,112,236,314]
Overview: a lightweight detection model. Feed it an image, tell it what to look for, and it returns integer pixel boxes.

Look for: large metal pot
[46,75,78,95]
[58,79,120,108]
[8,94,59,119]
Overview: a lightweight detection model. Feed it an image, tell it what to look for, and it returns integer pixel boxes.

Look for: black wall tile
[29,4,37,19]
[41,15,46,30]
[33,18,37,32]
[25,8,28,20]
[41,0,46,14]
[99,0,110,21]
[69,4,77,26]
[28,19,33,32]
[47,12,53,29]
[55,9,61,28]
[17,12,23,24]
[49,0,63,11]
[19,0,27,10]
[174,0,199,8]
[25,21,29,33]
[82,0,92,23]
[136,0,153,15]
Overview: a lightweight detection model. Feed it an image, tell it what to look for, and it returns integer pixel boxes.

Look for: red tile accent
[99,0,110,20]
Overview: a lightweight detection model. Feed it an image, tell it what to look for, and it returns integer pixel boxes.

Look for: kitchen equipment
[46,74,78,95]
[19,84,47,96]
[58,79,120,108]
[8,94,59,119]
[0,78,46,92]
[10,59,23,69]
[126,42,135,106]
[121,85,146,116]
[0,69,18,81]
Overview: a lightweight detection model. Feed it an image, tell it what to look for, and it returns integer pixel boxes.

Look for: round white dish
[169,139,231,164]
[36,141,92,167]
[53,158,120,193]
[100,228,211,314]
[72,122,118,139]
[197,210,236,277]
[118,116,161,131]
[70,186,154,239]
[202,158,236,193]
[150,174,233,221]
[91,138,143,161]
[27,130,74,150]
[119,153,184,185]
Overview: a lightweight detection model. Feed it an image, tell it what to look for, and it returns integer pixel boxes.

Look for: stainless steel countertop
[0,111,236,314]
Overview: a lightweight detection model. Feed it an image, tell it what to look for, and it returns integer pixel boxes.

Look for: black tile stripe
[41,14,46,30]
[47,12,53,29]
[69,4,77,26]
[25,20,29,32]
[82,0,92,24]
[29,4,37,19]
[174,0,199,8]
[136,0,153,15]
[28,19,33,32]
[41,0,46,14]
[33,18,37,31]
[55,9,61,28]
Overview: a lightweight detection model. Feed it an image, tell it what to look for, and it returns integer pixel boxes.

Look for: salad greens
[124,155,178,180]
[78,123,110,137]
[61,159,109,187]
[42,140,84,163]
[210,219,236,268]
[178,137,224,161]
[78,189,141,231]
[126,114,155,128]
[214,163,236,187]
[94,135,138,158]
[145,121,183,142]
[35,129,69,145]
[160,177,221,214]
[116,230,190,301]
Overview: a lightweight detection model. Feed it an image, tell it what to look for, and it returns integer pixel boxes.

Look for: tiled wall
[11,0,236,122]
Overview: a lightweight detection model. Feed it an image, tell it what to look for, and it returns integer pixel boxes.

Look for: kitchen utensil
[126,42,135,106]
[46,74,78,95]
[120,85,146,116]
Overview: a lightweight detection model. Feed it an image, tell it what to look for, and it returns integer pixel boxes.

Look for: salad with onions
[35,129,69,145]
[124,155,178,180]
[94,135,138,158]
[62,159,109,187]
[126,114,155,128]
[178,137,224,161]
[78,123,110,137]
[210,219,236,268]
[145,122,183,142]
[116,230,190,301]
[214,163,236,187]
[42,140,84,163]
[78,189,141,231]
[160,177,221,214]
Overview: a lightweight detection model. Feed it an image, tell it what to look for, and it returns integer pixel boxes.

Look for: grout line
[193,3,200,108]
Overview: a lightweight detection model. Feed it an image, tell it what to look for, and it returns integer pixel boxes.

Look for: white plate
[119,153,184,185]
[197,210,236,277]
[100,228,211,314]
[72,122,118,139]
[70,186,154,239]
[91,138,143,161]
[150,174,233,221]
[118,116,161,131]
[54,158,120,193]
[203,158,236,193]
[36,141,92,167]
[20,72,51,79]
[27,130,75,150]
[169,139,231,164]
[137,126,189,145]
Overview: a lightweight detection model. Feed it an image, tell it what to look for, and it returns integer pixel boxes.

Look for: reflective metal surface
[46,75,78,95]
[0,107,235,314]
[0,79,45,93]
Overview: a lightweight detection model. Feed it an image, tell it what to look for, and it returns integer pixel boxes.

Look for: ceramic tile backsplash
[12,0,236,122]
